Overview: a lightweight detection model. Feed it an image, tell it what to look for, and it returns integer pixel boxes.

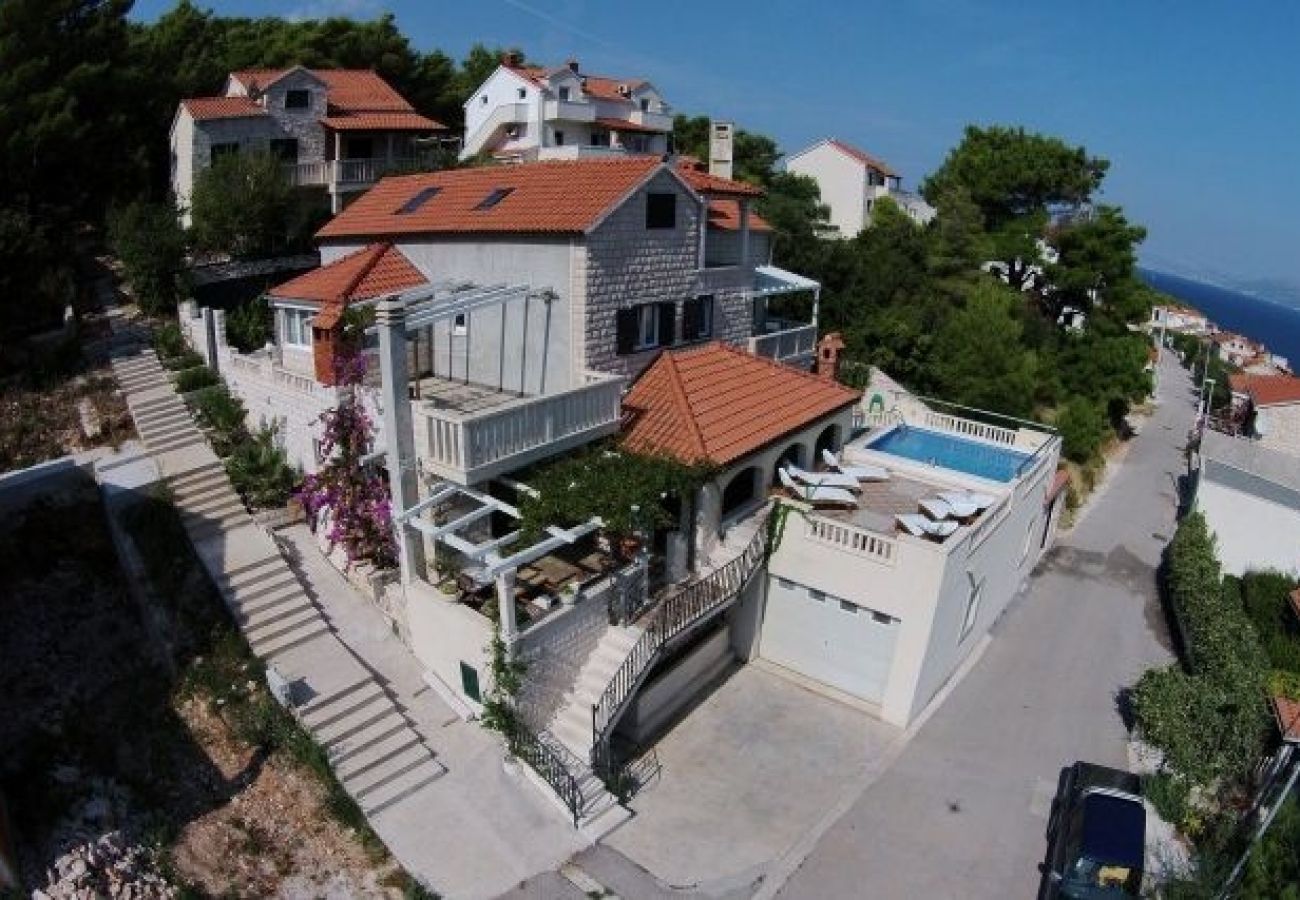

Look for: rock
[78,397,103,440]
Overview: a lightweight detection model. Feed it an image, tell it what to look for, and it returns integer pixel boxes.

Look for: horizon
[127,0,1300,297]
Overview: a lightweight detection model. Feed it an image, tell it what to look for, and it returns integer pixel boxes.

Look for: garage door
[759,577,898,705]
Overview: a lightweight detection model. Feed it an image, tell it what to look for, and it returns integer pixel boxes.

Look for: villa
[170,66,449,221]
[785,138,936,235]
[461,54,672,162]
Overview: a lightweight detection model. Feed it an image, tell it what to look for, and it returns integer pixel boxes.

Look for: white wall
[404,579,494,709]
[169,108,196,224]
[1257,403,1300,458]
[1197,479,1300,576]
[462,67,541,158]
[787,143,867,238]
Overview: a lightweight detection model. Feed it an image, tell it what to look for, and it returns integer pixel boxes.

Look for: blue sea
[1140,268,1300,366]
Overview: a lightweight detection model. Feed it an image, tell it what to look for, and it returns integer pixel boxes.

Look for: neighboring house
[1229,372,1300,457]
[170,66,448,221]
[1214,330,1265,368]
[461,54,671,162]
[785,138,936,237]
[1195,430,1300,576]
[1150,304,1211,335]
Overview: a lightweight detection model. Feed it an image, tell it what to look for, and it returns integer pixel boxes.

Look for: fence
[505,718,583,827]
[804,515,897,565]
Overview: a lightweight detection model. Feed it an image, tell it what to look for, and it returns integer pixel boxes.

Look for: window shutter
[616,308,636,355]
[682,298,700,342]
[658,302,676,348]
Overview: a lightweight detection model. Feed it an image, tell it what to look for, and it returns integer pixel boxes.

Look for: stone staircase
[545,624,642,761]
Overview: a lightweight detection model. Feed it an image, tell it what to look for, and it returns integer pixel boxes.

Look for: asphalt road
[771,356,1193,900]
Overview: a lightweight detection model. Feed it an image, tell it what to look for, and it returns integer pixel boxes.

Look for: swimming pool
[866,426,1030,482]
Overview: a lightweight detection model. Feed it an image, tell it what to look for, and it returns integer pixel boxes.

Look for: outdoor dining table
[531,555,584,590]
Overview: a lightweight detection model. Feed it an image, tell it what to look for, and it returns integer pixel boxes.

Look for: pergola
[393,479,600,642]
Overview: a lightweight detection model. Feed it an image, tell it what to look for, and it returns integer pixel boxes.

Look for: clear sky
[130,0,1300,293]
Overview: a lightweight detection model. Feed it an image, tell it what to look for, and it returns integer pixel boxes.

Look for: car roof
[1079,792,1145,868]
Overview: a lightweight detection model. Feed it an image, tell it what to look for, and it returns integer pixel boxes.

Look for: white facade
[461,61,671,162]
[786,138,936,237]
[1196,432,1300,576]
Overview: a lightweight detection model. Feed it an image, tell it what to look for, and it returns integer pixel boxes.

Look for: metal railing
[505,719,583,827]
[591,513,769,781]
[749,323,817,363]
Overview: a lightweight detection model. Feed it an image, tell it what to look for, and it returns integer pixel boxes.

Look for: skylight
[474,187,514,211]
[395,186,441,214]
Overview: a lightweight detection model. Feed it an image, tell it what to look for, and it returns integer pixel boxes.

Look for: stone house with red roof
[1230,372,1300,457]
[786,138,935,236]
[461,54,672,162]
[169,66,447,222]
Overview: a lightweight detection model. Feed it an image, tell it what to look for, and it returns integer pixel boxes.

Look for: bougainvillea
[297,352,397,570]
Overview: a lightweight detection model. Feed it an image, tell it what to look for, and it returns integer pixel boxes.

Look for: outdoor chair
[918,497,955,520]
[778,468,857,506]
[938,489,995,512]
[896,513,958,540]
[784,464,861,491]
[821,448,890,481]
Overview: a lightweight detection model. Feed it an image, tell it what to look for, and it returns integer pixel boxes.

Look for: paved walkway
[767,356,1192,899]
[108,345,586,899]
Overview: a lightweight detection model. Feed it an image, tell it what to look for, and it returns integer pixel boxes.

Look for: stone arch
[721,465,763,520]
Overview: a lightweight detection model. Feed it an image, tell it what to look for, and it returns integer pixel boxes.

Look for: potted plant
[559,582,580,606]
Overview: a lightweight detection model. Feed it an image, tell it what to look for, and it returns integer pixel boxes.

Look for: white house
[1229,372,1300,457]
[170,67,448,221]
[1195,430,1300,576]
[461,54,672,162]
[785,138,936,236]
[1149,304,1211,335]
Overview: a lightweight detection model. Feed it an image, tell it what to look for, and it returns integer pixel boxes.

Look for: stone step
[334,727,425,784]
[115,358,162,374]
[315,696,401,750]
[142,422,201,445]
[329,716,410,768]
[604,629,642,653]
[135,406,189,427]
[550,711,593,757]
[174,480,237,509]
[239,595,316,632]
[254,619,331,661]
[216,554,285,591]
[226,570,298,605]
[234,582,304,619]
[348,743,435,800]
[359,760,444,817]
[166,461,226,488]
[171,472,232,500]
[244,606,321,646]
[145,433,207,455]
[180,491,245,520]
[182,503,247,533]
[296,677,373,722]
[300,680,387,732]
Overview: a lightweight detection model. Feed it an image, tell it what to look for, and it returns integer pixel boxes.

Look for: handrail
[591,512,769,781]
[505,719,583,827]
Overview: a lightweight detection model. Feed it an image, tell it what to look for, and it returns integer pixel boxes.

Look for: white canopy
[753,265,820,297]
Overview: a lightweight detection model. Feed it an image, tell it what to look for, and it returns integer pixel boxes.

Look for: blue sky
[131,0,1300,293]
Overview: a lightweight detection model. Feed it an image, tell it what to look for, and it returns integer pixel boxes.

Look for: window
[636,304,658,350]
[285,89,310,110]
[269,138,298,162]
[624,134,650,153]
[459,662,481,702]
[960,578,983,641]
[640,97,651,112]
[777,577,793,590]
[396,186,441,214]
[839,600,857,613]
[474,187,514,210]
[616,302,674,354]
[517,87,527,100]
[589,130,610,147]
[480,94,488,105]
[452,313,467,336]
[281,308,313,348]
[558,86,571,101]
[645,192,676,229]
[554,130,565,146]
[344,136,373,160]
[871,611,895,625]
[210,142,239,164]
[682,295,714,341]
[810,589,826,602]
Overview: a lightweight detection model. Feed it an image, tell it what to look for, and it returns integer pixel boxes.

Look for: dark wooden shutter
[616,308,636,355]
[682,298,701,342]
[658,302,676,347]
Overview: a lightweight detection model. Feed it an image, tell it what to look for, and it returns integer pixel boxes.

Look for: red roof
[320,112,442,131]
[225,68,445,129]
[677,164,764,198]
[1230,373,1300,406]
[268,243,426,306]
[594,117,667,134]
[707,199,771,232]
[182,97,267,121]
[1046,468,1071,504]
[621,342,859,466]
[825,139,898,178]
[507,64,648,103]
[1273,694,1300,744]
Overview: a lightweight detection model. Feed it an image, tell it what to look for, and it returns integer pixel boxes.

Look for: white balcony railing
[413,376,625,484]
[280,157,429,189]
[542,99,596,123]
[282,160,332,187]
[749,323,817,364]
[804,515,897,566]
[919,411,1019,446]
[627,109,673,131]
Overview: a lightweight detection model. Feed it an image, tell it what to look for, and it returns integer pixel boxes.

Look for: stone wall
[1258,403,1300,458]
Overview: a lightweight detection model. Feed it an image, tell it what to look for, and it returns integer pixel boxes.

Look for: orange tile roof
[316,157,668,239]
[227,68,445,128]
[707,199,771,232]
[320,112,442,131]
[677,164,764,197]
[268,243,426,305]
[1273,694,1300,743]
[508,64,648,103]
[827,139,899,178]
[621,342,859,466]
[182,97,267,121]
[594,116,667,134]
[1229,372,1300,406]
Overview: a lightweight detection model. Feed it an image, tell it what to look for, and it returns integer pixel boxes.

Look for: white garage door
[759,577,898,705]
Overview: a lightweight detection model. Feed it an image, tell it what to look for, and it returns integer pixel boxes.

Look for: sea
[1140,268,1300,367]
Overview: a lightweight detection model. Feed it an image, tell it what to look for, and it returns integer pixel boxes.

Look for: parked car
[1043,761,1146,898]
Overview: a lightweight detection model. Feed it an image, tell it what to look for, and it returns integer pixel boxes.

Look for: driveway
[603,663,901,893]
[767,356,1192,899]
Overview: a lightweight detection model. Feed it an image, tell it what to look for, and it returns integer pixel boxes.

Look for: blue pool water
[867,426,1030,482]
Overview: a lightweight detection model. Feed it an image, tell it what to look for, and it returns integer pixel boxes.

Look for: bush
[225,423,298,510]
[108,200,187,315]
[190,152,299,258]
[152,322,185,360]
[174,365,218,393]
[1144,771,1192,828]
[161,349,205,371]
[226,295,272,353]
[1057,396,1108,463]
[187,384,248,456]
[1238,571,1300,672]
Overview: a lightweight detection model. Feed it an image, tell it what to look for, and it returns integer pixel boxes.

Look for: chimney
[567,58,580,73]
[502,51,522,67]
[312,321,340,386]
[815,332,846,383]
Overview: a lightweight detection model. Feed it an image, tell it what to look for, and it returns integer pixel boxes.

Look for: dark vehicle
[1043,762,1146,899]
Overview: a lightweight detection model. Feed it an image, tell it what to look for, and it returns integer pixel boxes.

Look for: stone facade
[1257,403,1300,458]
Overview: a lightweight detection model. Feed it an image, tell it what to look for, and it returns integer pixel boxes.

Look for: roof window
[396,186,441,214]
[474,187,514,211]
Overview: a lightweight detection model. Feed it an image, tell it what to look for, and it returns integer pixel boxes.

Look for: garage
[759,576,899,705]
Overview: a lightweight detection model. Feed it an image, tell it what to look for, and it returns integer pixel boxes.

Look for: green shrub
[153,322,185,360]
[224,423,298,509]
[225,295,272,353]
[1239,571,1300,672]
[162,349,205,371]
[188,385,247,456]
[108,200,187,315]
[1144,771,1192,827]
[1057,396,1108,463]
[174,365,218,393]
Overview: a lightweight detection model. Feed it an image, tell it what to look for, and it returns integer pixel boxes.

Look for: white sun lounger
[938,490,996,512]
[918,497,955,520]
[778,468,857,506]
[936,493,980,518]
[784,464,861,491]
[896,513,958,540]
[821,448,890,482]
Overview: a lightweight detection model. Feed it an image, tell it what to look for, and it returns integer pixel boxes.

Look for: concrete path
[766,356,1192,899]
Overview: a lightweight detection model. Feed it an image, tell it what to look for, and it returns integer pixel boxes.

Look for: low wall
[516,590,610,731]
[404,579,493,710]
[616,626,734,745]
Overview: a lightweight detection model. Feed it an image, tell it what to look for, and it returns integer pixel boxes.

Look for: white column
[739,199,752,271]
[495,571,518,644]
[376,298,425,582]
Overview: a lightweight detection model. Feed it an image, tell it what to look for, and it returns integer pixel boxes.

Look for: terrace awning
[754,265,820,297]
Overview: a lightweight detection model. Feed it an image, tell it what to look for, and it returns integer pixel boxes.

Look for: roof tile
[182,97,267,121]
[826,139,899,178]
[268,243,427,304]
[1230,372,1300,406]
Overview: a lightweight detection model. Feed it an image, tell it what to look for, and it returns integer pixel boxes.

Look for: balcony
[536,144,636,161]
[748,319,817,367]
[281,157,432,190]
[542,99,596,123]
[627,108,673,131]
[411,373,625,485]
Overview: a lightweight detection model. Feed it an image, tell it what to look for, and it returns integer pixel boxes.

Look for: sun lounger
[938,490,995,511]
[784,464,861,491]
[821,448,890,481]
[896,513,958,540]
[918,497,954,520]
[936,493,980,518]
[778,468,857,506]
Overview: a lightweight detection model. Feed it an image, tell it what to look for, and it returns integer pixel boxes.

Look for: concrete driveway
[602,662,901,893]
[767,357,1191,899]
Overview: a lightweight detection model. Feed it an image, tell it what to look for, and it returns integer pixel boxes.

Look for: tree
[670,115,781,186]
[108,200,187,315]
[930,280,1039,416]
[1055,396,1107,463]
[189,152,298,257]
[1046,205,1148,326]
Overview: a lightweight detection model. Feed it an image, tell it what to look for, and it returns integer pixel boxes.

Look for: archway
[813,424,841,464]
[771,442,806,485]
[721,466,762,520]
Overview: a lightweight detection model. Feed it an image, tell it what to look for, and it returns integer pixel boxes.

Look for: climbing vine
[480,625,527,753]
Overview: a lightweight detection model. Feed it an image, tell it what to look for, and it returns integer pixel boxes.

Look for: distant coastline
[1139,268,1300,365]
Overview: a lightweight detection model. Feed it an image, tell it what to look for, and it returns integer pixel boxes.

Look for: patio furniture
[896,513,958,540]
[938,490,995,512]
[532,555,584,591]
[778,468,858,506]
[821,448,890,482]
[918,497,955,520]
[936,493,979,519]
[783,464,861,491]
